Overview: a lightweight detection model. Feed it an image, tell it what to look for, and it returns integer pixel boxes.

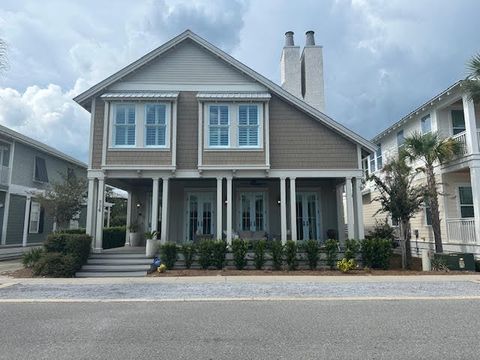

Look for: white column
[345,177,355,239]
[226,176,233,244]
[160,177,169,244]
[289,177,297,242]
[106,206,111,228]
[463,94,478,154]
[125,190,132,246]
[353,177,365,239]
[22,196,31,247]
[470,166,480,244]
[85,178,95,236]
[280,177,287,244]
[1,192,10,245]
[94,178,105,253]
[151,178,159,236]
[336,184,346,242]
[216,177,223,240]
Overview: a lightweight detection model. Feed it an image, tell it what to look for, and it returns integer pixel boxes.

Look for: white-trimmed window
[376,144,383,170]
[145,104,167,147]
[424,196,432,226]
[238,105,259,147]
[451,110,466,135]
[397,130,405,148]
[459,186,474,218]
[421,115,431,134]
[208,105,229,147]
[29,201,41,234]
[369,153,376,173]
[113,104,136,146]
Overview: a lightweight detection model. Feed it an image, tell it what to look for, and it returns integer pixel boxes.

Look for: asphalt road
[1,299,479,359]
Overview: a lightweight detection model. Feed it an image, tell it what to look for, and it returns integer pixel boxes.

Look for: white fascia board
[73,30,375,153]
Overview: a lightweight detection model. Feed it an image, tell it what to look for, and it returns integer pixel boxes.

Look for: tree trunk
[427,166,443,253]
[400,220,412,270]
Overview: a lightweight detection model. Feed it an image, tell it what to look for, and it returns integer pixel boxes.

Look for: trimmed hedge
[33,233,92,277]
[58,228,86,235]
[361,238,392,269]
[103,226,126,249]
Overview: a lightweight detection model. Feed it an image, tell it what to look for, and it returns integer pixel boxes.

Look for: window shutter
[34,157,49,182]
[38,207,44,234]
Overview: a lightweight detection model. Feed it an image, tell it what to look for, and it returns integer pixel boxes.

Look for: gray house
[74,30,375,253]
[0,124,87,247]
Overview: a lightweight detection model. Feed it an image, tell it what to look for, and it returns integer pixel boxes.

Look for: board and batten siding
[268,95,358,169]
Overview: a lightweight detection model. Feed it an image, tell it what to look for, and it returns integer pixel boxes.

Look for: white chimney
[280,31,302,99]
[301,31,325,112]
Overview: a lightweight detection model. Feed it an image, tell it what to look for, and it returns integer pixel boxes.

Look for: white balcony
[451,131,468,155]
[446,218,477,244]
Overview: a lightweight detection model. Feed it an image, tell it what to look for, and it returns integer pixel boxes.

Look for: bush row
[23,233,92,277]
[158,238,392,271]
[56,227,126,250]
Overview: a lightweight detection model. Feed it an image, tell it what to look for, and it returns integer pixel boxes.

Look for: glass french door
[296,192,320,240]
[239,192,266,231]
[186,192,215,241]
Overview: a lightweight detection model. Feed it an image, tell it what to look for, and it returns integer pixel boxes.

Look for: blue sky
[0,0,479,162]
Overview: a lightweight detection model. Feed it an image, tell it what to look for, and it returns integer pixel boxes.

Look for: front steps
[76,251,152,278]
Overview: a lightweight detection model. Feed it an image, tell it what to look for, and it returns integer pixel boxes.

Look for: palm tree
[369,157,426,269]
[401,132,463,253]
[464,53,480,102]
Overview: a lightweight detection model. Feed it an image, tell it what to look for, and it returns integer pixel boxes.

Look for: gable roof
[74,30,376,153]
[0,124,87,168]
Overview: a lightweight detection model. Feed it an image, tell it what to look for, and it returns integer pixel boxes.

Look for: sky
[0,0,479,163]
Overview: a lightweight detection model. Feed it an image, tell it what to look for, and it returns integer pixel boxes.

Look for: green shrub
[324,239,339,270]
[102,226,126,249]
[197,239,213,269]
[337,258,356,273]
[159,242,178,269]
[361,238,392,269]
[252,240,267,270]
[231,239,248,270]
[64,235,92,270]
[58,228,86,234]
[304,239,320,270]
[180,242,196,269]
[344,239,360,261]
[270,240,284,271]
[22,248,44,268]
[367,219,395,241]
[33,252,77,277]
[285,240,298,271]
[212,240,228,269]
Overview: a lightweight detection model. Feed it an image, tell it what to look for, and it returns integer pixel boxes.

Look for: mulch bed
[1,268,34,278]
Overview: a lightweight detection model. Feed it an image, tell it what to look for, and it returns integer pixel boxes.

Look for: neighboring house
[74,30,375,253]
[0,124,87,247]
[362,81,480,256]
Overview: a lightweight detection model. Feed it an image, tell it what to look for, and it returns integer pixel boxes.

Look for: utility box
[434,253,475,271]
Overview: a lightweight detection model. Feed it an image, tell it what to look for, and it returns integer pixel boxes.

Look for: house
[0,124,87,247]
[74,30,375,253]
[362,81,480,256]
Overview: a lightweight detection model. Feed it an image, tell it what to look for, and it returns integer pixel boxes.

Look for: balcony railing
[451,131,468,155]
[446,218,476,244]
[0,165,9,186]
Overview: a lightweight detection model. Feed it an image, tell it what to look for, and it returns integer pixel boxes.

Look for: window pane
[157,105,166,125]
[461,205,475,218]
[219,106,229,125]
[248,127,258,145]
[220,127,229,146]
[397,130,404,147]
[209,127,219,146]
[146,106,156,124]
[127,107,135,124]
[238,127,247,146]
[459,186,473,205]
[158,126,166,145]
[248,106,258,125]
[421,115,431,134]
[209,106,218,125]
[115,126,126,145]
[238,106,248,125]
[452,110,465,128]
[127,126,136,145]
[116,107,126,124]
[146,127,156,145]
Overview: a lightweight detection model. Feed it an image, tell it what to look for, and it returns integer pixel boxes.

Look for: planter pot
[129,232,142,247]
[146,239,160,257]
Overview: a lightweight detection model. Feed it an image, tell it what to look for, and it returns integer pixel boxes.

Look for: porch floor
[102,246,145,254]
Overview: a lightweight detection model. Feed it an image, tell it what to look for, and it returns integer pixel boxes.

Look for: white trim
[216,177,223,240]
[160,177,169,244]
[88,98,96,169]
[171,101,177,167]
[1,192,10,245]
[125,190,131,245]
[73,30,375,152]
[86,178,95,236]
[28,200,40,234]
[109,102,136,149]
[205,103,231,148]
[197,101,203,167]
[280,177,287,244]
[22,196,31,247]
[94,178,105,253]
[196,92,271,101]
[151,178,159,234]
[289,177,297,241]
[143,103,171,148]
[345,177,355,239]
[264,101,270,167]
[102,101,109,165]
[226,176,233,244]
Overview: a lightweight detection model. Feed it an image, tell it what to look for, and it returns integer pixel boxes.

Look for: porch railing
[445,218,476,244]
[451,131,467,155]
[0,165,9,185]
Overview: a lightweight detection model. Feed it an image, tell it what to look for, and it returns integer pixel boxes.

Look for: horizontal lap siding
[91,99,105,169]
[203,151,265,165]
[176,92,198,169]
[106,151,171,165]
[269,95,357,169]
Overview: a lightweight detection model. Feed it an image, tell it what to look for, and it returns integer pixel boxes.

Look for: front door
[186,192,215,241]
[296,192,320,240]
[239,192,267,232]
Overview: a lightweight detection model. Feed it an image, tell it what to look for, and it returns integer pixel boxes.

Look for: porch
[85,171,366,252]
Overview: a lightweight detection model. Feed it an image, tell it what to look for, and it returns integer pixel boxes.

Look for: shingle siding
[203,151,265,165]
[91,99,105,169]
[176,92,199,169]
[269,94,357,169]
[106,151,172,166]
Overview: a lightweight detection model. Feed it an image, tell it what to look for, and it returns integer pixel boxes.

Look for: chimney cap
[284,31,295,47]
[305,30,315,46]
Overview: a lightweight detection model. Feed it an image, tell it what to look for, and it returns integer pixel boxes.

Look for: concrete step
[76,271,147,278]
[81,264,150,272]
[90,253,150,260]
[87,258,152,265]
